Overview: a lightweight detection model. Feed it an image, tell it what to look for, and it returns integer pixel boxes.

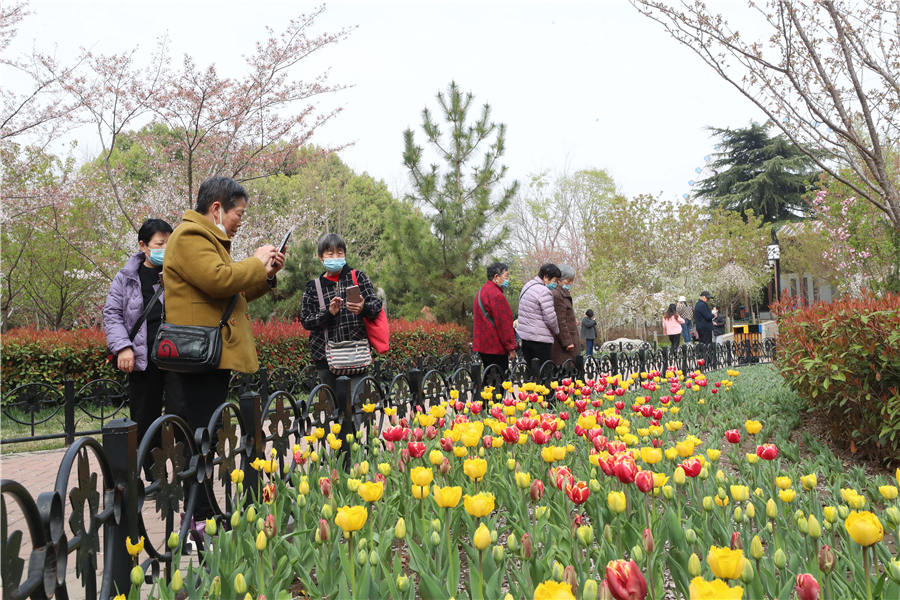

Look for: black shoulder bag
[151,294,239,373]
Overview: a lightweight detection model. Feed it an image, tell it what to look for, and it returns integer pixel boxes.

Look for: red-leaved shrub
[771,292,900,465]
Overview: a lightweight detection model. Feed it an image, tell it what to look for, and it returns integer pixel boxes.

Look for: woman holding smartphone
[300,233,383,392]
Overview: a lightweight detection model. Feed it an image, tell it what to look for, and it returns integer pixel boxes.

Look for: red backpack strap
[351,269,359,286]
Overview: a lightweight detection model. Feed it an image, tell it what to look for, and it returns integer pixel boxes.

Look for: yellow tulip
[673,467,686,485]
[473,522,491,551]
[541,446,557,463]
[335,505,368,533]
[533,580,576,600]
[331,423,341,435]
[665,421,683,432]
[410,466,434,487]
[688,577,744,600]
[676,439,695,458]
[707,546,745,580]
[746,453,759,465]
[412,484,430,499]
[800,473,818,490]
[823,506,837,523]
[608,491,627,513]
[778,488,796,503]
[429,450,444,466]
[463,492,495,517]
[357,481,384,503]
[665,447,678,461]
[775,476,791,490]
[464,457,488,482]
[378,462,391,476]
[418,414,436,427]
[844,511,884,546]
[652,472,669,489]
[453,445,468,458]
[433,485,462,508]
[707,449,721,462]
[641,447,662,465]
[744,420,762,435]
[729,485,749,502]
[126,535,145,557]
[362,403,376,413]
[878,485,898,500]
[515,471,532,489]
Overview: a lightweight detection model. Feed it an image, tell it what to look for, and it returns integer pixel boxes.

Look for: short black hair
[586,309,594,318]
[538,263,561,280]
[195,176,248,214]
[486,262,508,281]
[317,233,347,257]
[137,218,173,244]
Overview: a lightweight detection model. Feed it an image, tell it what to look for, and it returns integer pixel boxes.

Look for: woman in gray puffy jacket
[516,263,561,370]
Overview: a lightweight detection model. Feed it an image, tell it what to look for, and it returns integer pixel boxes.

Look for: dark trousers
[668,334,681,348]
[584,339,594,357]
[480,353,509,375]
[127,361,169,479]
[697,329,713,345]
[521,340,553,377]
[165,369,230,520]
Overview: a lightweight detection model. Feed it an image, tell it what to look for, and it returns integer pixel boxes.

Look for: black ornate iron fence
[0,339,775,599]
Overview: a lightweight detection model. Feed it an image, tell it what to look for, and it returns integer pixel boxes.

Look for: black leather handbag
[151,295,238,373]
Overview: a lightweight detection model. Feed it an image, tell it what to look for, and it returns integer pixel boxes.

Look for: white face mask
[216,206,228,237]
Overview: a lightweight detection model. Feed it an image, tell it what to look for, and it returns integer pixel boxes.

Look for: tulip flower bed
[123,364,900,600]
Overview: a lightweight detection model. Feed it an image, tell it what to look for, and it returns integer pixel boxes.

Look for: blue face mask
[562,284,571,291]
[500,279,510,289]
[323,258,346,273]
[149,249,165,267]
[546,282,557,290]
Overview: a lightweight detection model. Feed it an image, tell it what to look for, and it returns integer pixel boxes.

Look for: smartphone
[276,229,293,254]
[345,284,362,304]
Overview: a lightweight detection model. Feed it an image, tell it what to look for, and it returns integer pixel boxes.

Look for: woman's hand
[346,300,364,315]
[117,347,135,373]
[265,250,285,278]
[253,244,276,268]
[329,296,343,316]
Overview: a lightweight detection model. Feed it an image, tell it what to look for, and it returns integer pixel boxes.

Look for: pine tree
[391,81,518,323]
[695,123,819,222]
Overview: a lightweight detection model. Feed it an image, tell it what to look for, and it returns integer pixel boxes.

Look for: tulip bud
[818,545,835,574]
[396,575,410,591]
[716,469,725,483]
[493,544,505,562]
[684,528,697,544]
[491,529,498,544]
[673,467,686,485]
[699,468,709,480]
[256,517,264,532]
[642,528,654,553]
[702,496,714,512]
[205,518,217,536]
[603,524,613,544]
[507,458,516,471]
[885,506,900,530]
[662,485,674,499]
[264,513,276,538]
[583,579,599,600]
[530,479,545,502]
[766,522,774,534]
[740,559,755,583]
[170,569,183,591]
[797,517,809,535]
[589,478,601,493]
[369,549,379,566]
[598,579,613,600]
[394,518,406,540]
[552,560,565,581]
[430,531,441,547]
[631,544,644,562]
[564,565,578,594]
[316,518,330,543]
[167,531,180,550]
[506,532,519,552]
[231,510,242,529]
[208,575,221,599]
[131,565,145,586]
[766,498,777,518]
[733,507,743,522]
[474,523,492,551]
[730,531,743,550]
[234,573,247,595]
[521,532,533,559]
[255,530,268,551]
[808,515,821,539]
[321,504,333,519]
[745,503,756,519]
[774,548,786,568]
[887,559,900,583]
[750,535,764,560]
[356,549,367,565]
[837,505,849,519]
[688,553,701,576]
[358,537,367,551]
[577,525,594,546]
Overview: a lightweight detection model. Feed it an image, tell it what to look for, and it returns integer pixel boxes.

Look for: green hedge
[772,292,900,465]
[1,320,470,392]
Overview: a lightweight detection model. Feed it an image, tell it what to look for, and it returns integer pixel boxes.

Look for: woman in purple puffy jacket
[515,263,561,372]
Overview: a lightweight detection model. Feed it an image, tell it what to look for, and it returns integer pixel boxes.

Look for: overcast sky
[8,0,767,201]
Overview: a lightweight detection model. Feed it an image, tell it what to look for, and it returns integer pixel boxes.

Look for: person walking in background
[581,309,597,357]
[516,263,561,371]
[551,264,579,365]
[472,262,517,373]
[712,305,727,343]
[676,295,694,343]
[103,218,173,476]
[662,303,685,348]
[694,291,715,345]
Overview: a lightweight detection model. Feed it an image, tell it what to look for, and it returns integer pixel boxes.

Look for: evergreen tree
[695,123,819,222]
[391,81,518,323]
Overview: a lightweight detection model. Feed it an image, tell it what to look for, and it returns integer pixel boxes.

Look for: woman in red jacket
[472,262,517,373]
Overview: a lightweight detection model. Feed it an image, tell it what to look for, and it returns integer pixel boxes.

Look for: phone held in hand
[345,284,362,304]
[277,229,293,254]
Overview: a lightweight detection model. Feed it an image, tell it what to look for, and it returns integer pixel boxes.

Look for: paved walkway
[1,446,221,599]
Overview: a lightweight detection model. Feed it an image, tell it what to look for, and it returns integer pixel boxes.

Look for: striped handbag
[315,278,372,375]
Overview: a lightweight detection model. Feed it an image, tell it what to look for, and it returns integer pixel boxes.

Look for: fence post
[575,355,584,380]
[239,391,263,493]
[258,367,270,402]
[64,380,75,446]
[335,377,353,470]
[469,362,482,391]
[609,352,619,377]
[407,369,423,409]
[528,358,540,382]
[102,418,138,597]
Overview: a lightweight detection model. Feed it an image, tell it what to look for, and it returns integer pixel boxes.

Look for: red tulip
[756,443,778,460]
[530,479,545,502]
[635,470,654,493]
[490,406,504,419]
[262,482,276,504]
[407,441,426,458]
[501,426,519,444]
[440,436,453,452]
[566,480,590,504]
[541,419,558,433]
[556,390,568,402]
[613,456,638,484]
[711,388,718,394]
[382,426,404,443]
[425,425,438,439]
[795,574,820,600]
[615,388,625,397]
[730,531,742,550]
[264,512,277,538]
[591,399,603,408]
[293,449,305,465]
[482,435,494,448]
[319,477,332,497]
[606,559,647,600]
[604,416,620,429]
[725,429,741,444]
[555,466,575,490]
[697,359,706,366]
[470,402,482,414]
[607,440,626,454]
[516,417,538,431]
[680,458,702,477]
[559,411,569,420]
[531,429,550,445]
[412,427,423,441]
[562,378,573,387]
